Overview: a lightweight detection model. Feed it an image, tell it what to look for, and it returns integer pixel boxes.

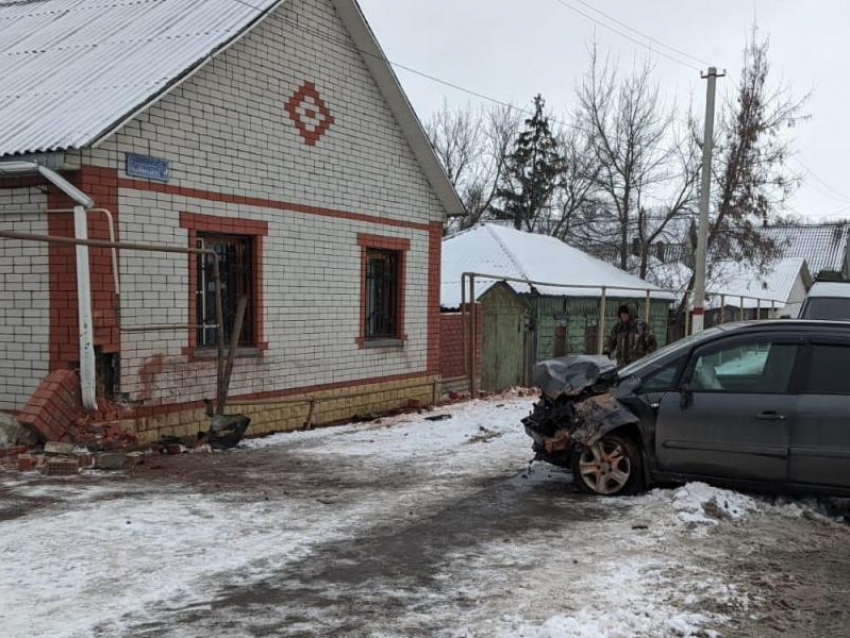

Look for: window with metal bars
[196,233,254,348]
[365,248,400,339]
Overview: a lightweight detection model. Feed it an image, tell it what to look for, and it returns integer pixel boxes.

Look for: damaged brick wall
[17,370,85,442]
[439,307,483,396]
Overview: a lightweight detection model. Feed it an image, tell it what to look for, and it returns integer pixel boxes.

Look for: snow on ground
[0,399,534,638]
[0,396,842,638]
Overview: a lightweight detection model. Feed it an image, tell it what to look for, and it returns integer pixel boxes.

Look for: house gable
[81,0,449,225]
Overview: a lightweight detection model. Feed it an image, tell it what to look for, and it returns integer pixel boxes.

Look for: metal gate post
[597,287,607,355]
[469,275,477,398]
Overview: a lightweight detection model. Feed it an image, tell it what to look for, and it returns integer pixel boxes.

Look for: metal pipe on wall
[0,230,224,412]
[73,205,98,412]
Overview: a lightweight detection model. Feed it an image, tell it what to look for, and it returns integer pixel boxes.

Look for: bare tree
[426,102,520,231]
[547,129,601,240]
[576,46,698,277]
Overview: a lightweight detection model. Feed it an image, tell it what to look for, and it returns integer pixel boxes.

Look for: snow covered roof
[441,224,675,309]
[0,0,464,215]
[762,223,850,276]
[708,258,811,309]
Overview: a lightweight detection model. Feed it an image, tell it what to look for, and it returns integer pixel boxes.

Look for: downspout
[73,204,98,412]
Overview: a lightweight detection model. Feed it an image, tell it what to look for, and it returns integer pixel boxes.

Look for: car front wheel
[571,433,645,496]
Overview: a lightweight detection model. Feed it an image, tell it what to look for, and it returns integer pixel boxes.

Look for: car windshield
[802,297,850,321]
[617,326,724,378]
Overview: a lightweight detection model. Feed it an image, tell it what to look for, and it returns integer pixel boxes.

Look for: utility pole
[692,67,725,334]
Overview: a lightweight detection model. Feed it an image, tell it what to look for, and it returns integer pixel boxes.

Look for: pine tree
[494,95,565,231]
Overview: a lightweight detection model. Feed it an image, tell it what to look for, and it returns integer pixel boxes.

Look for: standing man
[604,304,658,366]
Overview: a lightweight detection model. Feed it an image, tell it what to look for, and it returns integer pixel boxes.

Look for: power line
[228,0,596,134]
[569,0,713,68]
[792,157,850,204]
[548,0,704,72]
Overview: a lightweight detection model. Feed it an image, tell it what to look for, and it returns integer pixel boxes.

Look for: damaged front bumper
[522,356,638,465]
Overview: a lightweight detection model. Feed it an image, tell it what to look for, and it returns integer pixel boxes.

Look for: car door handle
[757,411,786,422]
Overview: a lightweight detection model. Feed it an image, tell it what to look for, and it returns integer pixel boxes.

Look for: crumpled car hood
[524,355,639,458]
[532,355,618,400]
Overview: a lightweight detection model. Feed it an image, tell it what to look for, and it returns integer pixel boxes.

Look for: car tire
[571,433,645,497]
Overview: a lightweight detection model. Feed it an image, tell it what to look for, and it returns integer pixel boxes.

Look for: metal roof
[441,224,675,309]
[0,0,281,157]
[762,223,850,276]
[0,0,465,216]
[708,257,810,309]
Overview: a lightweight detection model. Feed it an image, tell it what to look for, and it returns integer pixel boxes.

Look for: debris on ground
[425,414,453,422]
[467,425,504,445]
[204,414,251,449]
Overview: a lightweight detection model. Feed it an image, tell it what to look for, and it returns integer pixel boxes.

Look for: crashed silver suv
[523,321,850,497]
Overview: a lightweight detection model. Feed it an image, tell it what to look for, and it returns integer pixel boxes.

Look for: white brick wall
[0,189,50,410]
[76,0,445,406]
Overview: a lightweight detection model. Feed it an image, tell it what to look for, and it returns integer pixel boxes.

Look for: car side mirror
[680,383,694,410]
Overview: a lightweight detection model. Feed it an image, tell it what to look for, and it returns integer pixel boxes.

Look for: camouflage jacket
[604,319,658,366]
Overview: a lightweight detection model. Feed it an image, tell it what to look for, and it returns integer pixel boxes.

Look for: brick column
[47,166,120,369]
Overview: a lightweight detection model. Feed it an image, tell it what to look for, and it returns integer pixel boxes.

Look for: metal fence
[458,271,787,398]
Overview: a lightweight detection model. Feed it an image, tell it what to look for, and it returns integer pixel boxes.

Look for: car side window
[804,344,850,395]
[639,358,685,394]
[689,340,798,394]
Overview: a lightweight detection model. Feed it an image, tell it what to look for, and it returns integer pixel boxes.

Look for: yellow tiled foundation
[121,375,442,444]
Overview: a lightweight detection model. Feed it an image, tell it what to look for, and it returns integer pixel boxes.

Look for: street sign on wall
[126,153,170,182]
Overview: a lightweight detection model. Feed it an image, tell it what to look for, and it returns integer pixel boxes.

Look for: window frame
[637,355,687,395]
[357,234,410,348]
[196,232,255,349]
[180,212,268,357]
[681,334,805,396]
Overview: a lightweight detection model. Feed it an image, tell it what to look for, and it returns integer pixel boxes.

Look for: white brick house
[0,0,462,439]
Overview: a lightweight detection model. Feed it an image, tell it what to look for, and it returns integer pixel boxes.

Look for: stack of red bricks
[16,370,85,442]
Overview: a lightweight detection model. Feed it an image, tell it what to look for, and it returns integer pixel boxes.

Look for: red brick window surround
[357,234,410,348]
[180,212,269,355]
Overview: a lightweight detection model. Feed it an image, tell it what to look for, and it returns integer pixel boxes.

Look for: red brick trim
[356,233,410,347]
[117,178,432,232]
[285,81,335,146]
[427,222,442,374]
[356,234,411,252]
[179,212,269,355]
[129,371,436,418]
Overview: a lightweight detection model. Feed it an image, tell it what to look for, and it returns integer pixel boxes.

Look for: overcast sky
[359,0,850,222]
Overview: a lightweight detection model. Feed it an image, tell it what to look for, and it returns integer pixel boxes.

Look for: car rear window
[801,298,850,321]
[805,344,850,395]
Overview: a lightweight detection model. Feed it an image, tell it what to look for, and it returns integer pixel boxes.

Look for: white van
[799,281,850,321]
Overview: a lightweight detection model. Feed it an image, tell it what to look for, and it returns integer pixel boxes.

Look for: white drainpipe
[73,204,98,412]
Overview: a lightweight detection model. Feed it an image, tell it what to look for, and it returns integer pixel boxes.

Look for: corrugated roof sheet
[0,0,280,157]
[441,224,674,309]
[709,258,808,309]
[762,223,850,275]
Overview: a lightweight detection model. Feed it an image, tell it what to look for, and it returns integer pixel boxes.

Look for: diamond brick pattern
[285,81,335,146]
